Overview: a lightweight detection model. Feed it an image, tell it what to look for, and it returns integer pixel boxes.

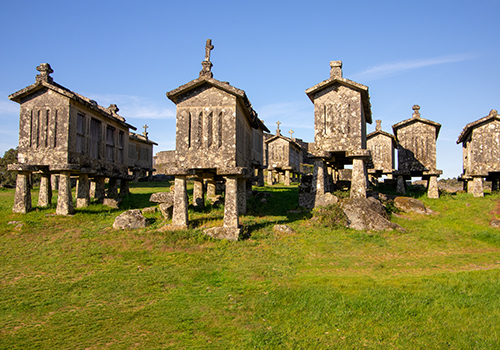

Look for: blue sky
[1,0,499,179]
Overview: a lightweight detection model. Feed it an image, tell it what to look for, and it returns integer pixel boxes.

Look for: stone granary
[302,60,372,207]
[457,109,500,197]
[264,123,302,185]
[392,105,442,198]
[160,39,269,240]
[366,120,396,183]
[128,125,158,181]
[8,63,137,215]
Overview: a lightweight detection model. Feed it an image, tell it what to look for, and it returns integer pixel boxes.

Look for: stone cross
[412,105,421,118]
[205,39,214,62]
[376,120,382,131]
[289,130,294,139]
[276,121,281,135]
[143,124,149,139]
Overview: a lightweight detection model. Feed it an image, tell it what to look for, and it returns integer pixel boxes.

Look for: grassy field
[1,181,500,349]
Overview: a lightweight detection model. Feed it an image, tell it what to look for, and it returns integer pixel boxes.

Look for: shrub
[311,203,347,228]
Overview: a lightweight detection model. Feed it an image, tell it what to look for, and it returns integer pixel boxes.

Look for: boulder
[103,197,122,209]
[113,209,147,230]
[342,197,405,232]
[273,224,295,234]
[394,197,428,215]
[142,206,157,214]
[149,192,174,204]
[159,203,174,219]
[209,195,224,208]
[315,193,339,207]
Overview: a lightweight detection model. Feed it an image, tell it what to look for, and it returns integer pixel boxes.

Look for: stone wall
[313,85,365,152]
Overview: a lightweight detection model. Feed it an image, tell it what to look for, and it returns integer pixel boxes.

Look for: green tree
[0,148,18,187]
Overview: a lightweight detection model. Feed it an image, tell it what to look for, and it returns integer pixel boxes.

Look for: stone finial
[143,124,149,139]
[276,121,281,136]
[376,120,382,131]
[330,60,343,78]
[107,104,125,121]
[36,63,54,83]
[490,109,498,117]
[199,39,214,78]
[289,130,294,140]
[108,104,119,114]
[412,105,421,118]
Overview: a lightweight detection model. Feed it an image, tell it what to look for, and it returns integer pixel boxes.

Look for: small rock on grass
[490,219,500,228]
[273,224,295,234]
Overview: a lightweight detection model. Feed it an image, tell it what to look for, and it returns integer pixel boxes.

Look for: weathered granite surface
[113,209,147,230]
[342,197,404,232]
[304,61,372,203]
[8,63,149,215]
[154,40,269,239]
[457,109,500,197]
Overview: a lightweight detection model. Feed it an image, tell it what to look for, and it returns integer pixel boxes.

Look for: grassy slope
[0,183,500,349]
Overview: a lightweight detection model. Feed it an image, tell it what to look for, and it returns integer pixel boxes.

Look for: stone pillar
[51,174,59,191]
[193,177,205,208]
[94,177,106,202]
[350,158,367,199]
[132,170,140,182]
[206,179,216,198]
[466,180,474,194]
[472,177,484,197]
[120,179,130,197]
[107,178,118,198]
[257,168,265,187]
[396,175,406,194]
[284,169,291,186]
[237,177,247,214]
[56,171,74,216]
[224,176,239,228]
[492,179,498,192]
[13,172,32,214]
[38,173,52,208]
[76,174,90,208]
[267,169,273,185]
[172,176,189,228]
[283,170,290,186]
[312,158,326,195]
[427,176,439,199]
[89,181,96,198]
[278,172,284,184]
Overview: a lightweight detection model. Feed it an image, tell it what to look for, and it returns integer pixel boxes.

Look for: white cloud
[84,93,176,120]
[258,101,315,141]
[0,100,19,115]
[352,54,477,81]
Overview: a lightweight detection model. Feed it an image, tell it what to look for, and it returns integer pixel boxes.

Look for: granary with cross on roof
[263,123,303,186]
[158,39,269,240]
[8,63,156,215]
[128,124,158,181]
[366,119,397,183]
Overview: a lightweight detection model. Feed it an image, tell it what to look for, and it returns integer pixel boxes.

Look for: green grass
[1,183,500,349]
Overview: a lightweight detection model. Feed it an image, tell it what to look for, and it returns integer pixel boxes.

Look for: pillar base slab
[203,226,241,241]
